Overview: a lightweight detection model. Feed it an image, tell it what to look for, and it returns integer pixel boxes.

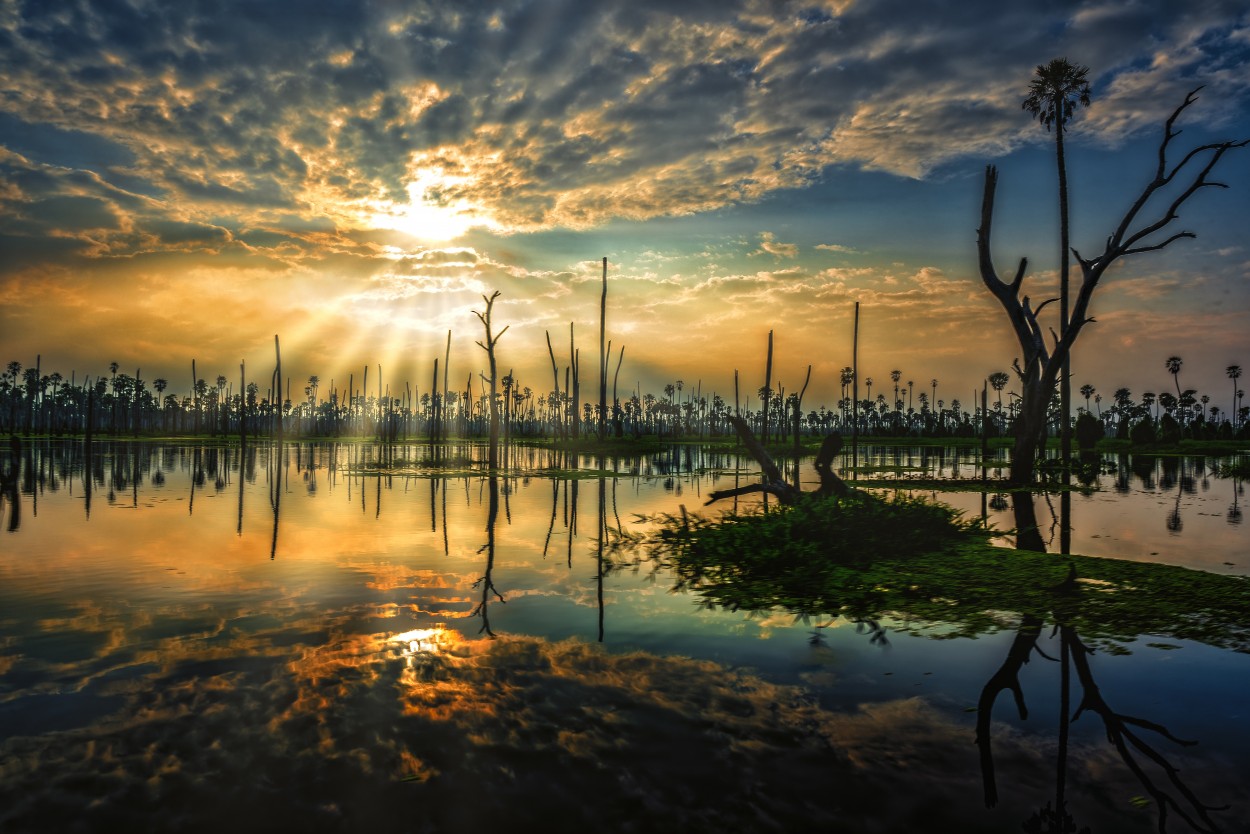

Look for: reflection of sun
[391,624,453,657]
[369,167,492,242]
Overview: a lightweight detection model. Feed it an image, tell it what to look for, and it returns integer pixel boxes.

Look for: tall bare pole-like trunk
[443,330,451,441]
[569,323,580,440]
[239,361,246,445]
[852,302,860,476]
[1056,98,1072,470]
[274,337,283,441]
[431,358,440,448]
[599,256,608,441]
[545,330,561,440]
[761,330,773,444]
[190,359,198,435]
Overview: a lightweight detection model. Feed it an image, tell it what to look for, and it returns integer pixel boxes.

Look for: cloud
[2,0,1246,243]
[752,231,799,258]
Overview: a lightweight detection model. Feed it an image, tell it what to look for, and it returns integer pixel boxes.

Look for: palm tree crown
[1022,58,1091,133]
[1165,356,1182,397]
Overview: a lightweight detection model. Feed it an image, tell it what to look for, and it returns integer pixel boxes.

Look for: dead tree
[978,88,1245,485]
[706,415,847,505]
[598,256,608,441]
[474,291,508,469]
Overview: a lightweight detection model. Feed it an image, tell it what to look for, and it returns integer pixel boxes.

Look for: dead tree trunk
[599,256,608,441]
[474,291,509,469]
[706,416,847,506]
[977,88,1245,486]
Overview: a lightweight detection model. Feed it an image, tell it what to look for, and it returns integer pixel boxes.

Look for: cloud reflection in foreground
[1,630,1242,833]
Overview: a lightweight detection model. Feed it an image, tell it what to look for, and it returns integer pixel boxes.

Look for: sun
[369,167,492,242]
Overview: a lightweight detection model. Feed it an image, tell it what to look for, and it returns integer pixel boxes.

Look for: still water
[1,440,1247,833]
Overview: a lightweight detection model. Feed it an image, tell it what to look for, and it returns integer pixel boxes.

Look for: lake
[1,439,1247,833]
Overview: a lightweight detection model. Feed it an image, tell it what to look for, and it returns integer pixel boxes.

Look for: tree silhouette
[989,372,1009,411]
[1227,365,1242,428]
[977,88,1246,485]
[1165,356,1182,399]
[474,291,508,468]
[1024,58,1091,467]
[1079,383,1094,414]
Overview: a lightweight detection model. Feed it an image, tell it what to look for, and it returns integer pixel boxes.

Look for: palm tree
[1228,365,1242,428]
[1079,383,1094,413]
[1165,356,1182,398]
[153,378,167,432]
[891,369,902,407]
[108,361,119,433]
[989,371,1010,411]
[1024,57,1091,465]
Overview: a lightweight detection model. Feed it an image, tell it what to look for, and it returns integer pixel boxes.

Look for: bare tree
[474,291,509,468]
[977,88,1245,485]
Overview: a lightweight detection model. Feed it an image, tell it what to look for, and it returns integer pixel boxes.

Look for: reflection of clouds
[5,449,1248,829]
[4,631,1242,831]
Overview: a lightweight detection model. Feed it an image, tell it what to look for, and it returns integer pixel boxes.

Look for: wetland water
[1,439,1247,832]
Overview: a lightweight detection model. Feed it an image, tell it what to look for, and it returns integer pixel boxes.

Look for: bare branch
[1033,297,1058,316]
[1122,231,1195,257]
[1114,138,1247,255]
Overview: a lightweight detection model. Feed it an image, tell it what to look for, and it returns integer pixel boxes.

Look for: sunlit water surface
[1,440,1247,833]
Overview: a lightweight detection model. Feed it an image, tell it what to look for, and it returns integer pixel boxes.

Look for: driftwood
[705,416,848,505]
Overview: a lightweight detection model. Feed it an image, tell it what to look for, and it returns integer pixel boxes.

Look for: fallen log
[706,416,848,505]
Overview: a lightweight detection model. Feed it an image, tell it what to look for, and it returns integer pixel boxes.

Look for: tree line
[2,351,1244,445]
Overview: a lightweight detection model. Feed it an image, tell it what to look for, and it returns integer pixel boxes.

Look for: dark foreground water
[1,440,1247,833]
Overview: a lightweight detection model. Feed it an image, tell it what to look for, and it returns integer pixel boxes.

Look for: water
[1,439,1247,833]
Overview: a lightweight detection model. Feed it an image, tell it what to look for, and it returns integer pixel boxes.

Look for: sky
[2,0,1249,415]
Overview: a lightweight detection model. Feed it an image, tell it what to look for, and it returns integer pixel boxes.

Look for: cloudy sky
[2,0,1248,412]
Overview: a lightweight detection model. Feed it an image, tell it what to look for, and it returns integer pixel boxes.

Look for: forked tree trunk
[975,91,1245,485]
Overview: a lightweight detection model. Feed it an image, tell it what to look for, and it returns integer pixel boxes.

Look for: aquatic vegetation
[633,496,1250,652]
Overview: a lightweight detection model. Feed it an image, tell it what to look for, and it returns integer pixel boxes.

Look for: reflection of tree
[1165,457,1187,533]
[1,436,19,531]
[269,441,283,560]
[471,475,505,637]
[975,494,1227,833]
[596,467,612,642]
[1065,625,1222,833]
[629,493,1245,832]
[978,614,1225,834]
[1229,475,1242,526]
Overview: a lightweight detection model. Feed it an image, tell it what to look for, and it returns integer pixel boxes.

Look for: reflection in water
[1000,494,1226,834]
[0,440,1247,832]
[1,437,18,531]
[471,475,505,637]
[977,611,1227,833]
[1230,475,1243,525]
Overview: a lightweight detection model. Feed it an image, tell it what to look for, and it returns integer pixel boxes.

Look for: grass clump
[641,493,989,618]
